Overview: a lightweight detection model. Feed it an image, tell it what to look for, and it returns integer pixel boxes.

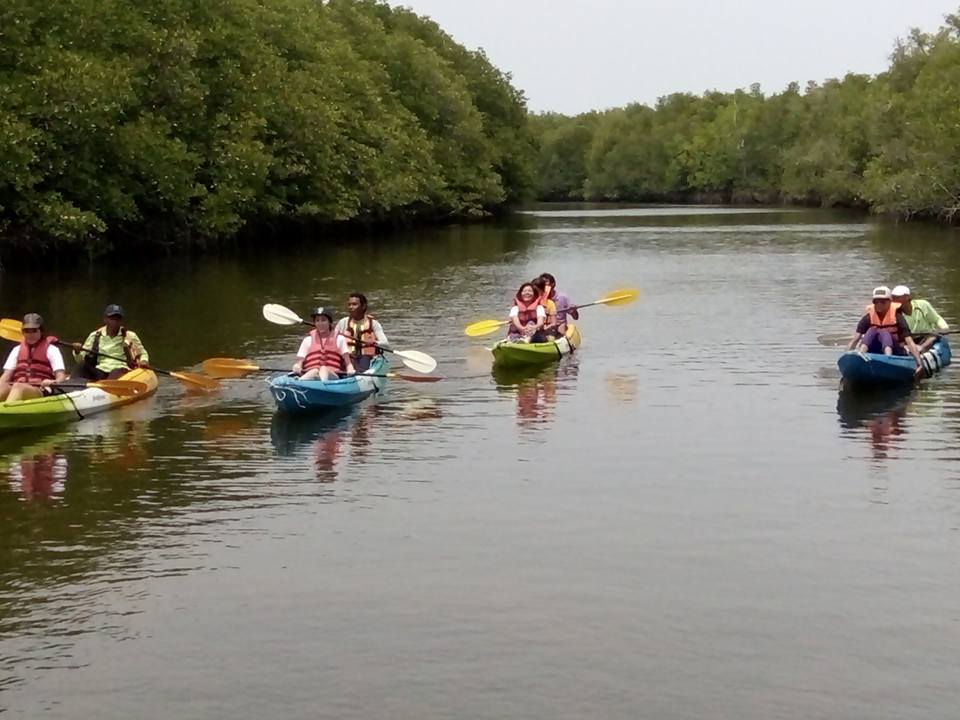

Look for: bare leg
[0,381,11,402]
[7,383,43,402]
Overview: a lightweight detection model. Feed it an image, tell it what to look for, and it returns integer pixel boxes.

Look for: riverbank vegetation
[0,0,535,254]
[532,12,960,222]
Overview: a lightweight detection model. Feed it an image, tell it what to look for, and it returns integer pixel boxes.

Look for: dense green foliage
[0,0,535,252]
[532,12,960,221]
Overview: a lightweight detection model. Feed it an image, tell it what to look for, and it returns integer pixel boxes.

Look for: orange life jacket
[513,297,541,326]
[342,317,378,358]
[13,335,59,384]
[302,330,344,372]
[866,302,902,342]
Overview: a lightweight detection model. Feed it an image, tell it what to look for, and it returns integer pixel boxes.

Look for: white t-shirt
[297,334,350,358]
[509,305,546,320]
[4,345,65,373]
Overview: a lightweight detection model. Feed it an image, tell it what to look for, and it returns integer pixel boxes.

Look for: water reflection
[493,360,579,427]
[1,432,70,502]
[837,386,915,461]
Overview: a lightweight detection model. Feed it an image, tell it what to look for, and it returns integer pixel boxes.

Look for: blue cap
[104,304,124,317]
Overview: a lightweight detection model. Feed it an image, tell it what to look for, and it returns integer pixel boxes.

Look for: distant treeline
[0,0,535,253]
[531,12,960,221]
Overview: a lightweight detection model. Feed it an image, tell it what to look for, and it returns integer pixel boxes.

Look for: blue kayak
[268,357,388,413]
[838,337,951,387]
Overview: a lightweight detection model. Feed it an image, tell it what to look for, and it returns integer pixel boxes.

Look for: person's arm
[72,331,96,361]
[127,331,150,366]
[534,305,546,330]
[292,336,311,373]
[509,306,524,333]
[848,316,869,350]
[338,337,355,374]
[930,304,949,331]
[372,320,389,349]
[42,347,68,386]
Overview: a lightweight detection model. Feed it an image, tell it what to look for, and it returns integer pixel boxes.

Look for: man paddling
[334,293,389,372]
[891,285,949,353]
[72,304,151,380]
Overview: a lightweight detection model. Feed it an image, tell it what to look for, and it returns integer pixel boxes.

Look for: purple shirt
[553,290,573,324]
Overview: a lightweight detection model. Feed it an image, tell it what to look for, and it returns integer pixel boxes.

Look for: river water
[2,205,960,719]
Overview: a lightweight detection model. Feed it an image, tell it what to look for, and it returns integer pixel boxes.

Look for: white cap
[872,286,892,300]
[892,285,911,297]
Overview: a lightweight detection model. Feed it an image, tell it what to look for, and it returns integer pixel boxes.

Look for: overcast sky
[390,0,956,114]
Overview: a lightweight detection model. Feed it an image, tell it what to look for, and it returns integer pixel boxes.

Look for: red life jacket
[342,317,378,358]
[513,297,541,326]
[866,302,902,343]
[302,330,344,372]
[13,335,59,384]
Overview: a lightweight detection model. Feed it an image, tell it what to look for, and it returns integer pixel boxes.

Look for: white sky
[390,0,956,114]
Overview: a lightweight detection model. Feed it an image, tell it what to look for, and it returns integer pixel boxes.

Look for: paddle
[818,330,956,347]
[0,319,218,390]
[464,287,640,337]
[261,304,437,374]
[52,380,149,397]
[201,357,443,383]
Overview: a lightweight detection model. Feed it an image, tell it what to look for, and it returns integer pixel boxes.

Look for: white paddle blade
[262,303,303,326]
[393,349,437,374]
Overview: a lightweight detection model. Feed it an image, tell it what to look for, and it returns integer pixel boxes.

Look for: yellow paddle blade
[596,288,639,306]
[88,380,150,397]
[0,318,23,343]
[464,319,508,337]
[170,370,221,390]
[201,358,262,379]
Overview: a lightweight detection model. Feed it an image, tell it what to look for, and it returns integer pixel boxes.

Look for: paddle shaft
[66,340,176,376]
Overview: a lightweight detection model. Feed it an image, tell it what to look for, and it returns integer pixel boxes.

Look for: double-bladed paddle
[51,379,149,397]
[261,304,438,374]
[0,319,218,390]
[464,287,640,337]
[201,357,443,382]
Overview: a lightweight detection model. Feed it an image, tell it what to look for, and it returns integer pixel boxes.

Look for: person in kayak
[891,285,949,353]
[293,308,355,381]
[72,304,150,381]
[0,313,69,402]
[539,273,578,335]
[334,292,389,372]
[532,277,558,338]
[847,286,924,376]
[508,282,547,343]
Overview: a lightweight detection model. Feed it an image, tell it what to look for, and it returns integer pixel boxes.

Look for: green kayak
[0,369,158,433]
[490,325,582,369]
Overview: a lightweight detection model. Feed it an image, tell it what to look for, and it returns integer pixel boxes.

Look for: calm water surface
[2,205,960,719]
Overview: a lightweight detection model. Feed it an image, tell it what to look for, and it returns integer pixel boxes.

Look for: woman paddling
[507,282,547,343]
[0,314,69,402]
[292,308,355,381]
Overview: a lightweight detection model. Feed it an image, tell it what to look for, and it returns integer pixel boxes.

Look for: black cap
[104,304,124,317]
[309,306,333,321]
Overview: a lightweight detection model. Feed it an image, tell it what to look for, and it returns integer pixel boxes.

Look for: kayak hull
[0,368,158,432]
[268,357,388,413]
[490,325,582,369]
[838,338,952,388]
